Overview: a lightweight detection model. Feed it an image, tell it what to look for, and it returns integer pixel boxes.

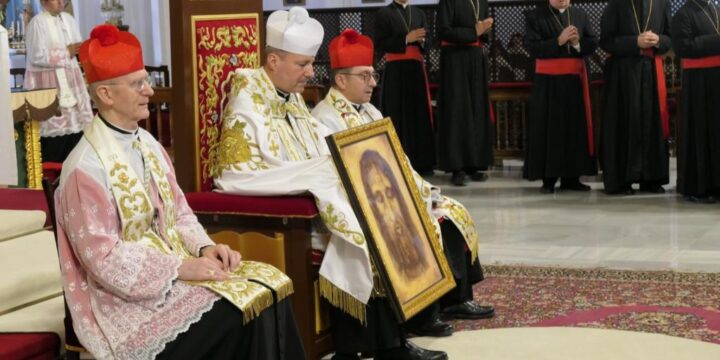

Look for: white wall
[73,0,170,69]
[262,0,439,11]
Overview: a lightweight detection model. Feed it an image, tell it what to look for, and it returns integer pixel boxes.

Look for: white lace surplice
[24,11,92,137]
[56,129,219,359]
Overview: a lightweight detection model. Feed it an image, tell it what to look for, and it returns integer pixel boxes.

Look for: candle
[0,25,19,185]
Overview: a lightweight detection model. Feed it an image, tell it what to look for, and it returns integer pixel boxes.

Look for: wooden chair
[145,65,170,87]
[10,68,25,89]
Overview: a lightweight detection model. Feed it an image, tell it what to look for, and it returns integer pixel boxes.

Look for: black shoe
[451,171,467,186]
[375,341,448,360]
[540,186,555,194]
[560,182,591,191]
[684,195,716,204]
[442,301,495,320]
[639,184,665,193]
[469,172,488,182]
[406,314,454,337]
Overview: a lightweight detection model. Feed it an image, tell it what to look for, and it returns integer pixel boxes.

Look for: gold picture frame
[326,118,456,321]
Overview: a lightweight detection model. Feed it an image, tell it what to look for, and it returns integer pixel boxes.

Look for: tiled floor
[428,160,720,273]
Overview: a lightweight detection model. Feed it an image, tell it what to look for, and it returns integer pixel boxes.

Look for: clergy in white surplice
[213,8,450,360]
[24,0,92,162]
[55,24,304,360]
[311,29,494,340]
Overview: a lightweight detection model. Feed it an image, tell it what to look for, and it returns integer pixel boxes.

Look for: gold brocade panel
[191,14,261,191]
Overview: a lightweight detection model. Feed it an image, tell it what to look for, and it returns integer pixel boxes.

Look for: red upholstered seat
[0,332,60,360]
[185,191,318,218]
[41,162,63,185]
[0,188,51,227]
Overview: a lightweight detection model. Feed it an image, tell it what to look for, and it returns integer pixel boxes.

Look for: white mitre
[266,7,324,56]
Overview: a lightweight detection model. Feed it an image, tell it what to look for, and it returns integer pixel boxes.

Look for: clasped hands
[558,25,580,47]
[406,28,426,44]
[475,17,494,36]
[637,31,660,48]
[178,244,242,281]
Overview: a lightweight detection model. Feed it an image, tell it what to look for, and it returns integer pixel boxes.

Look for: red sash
[641,48,669,139]
[385,46,434,127]
[535,58,594,156]
[440,39,484,47]
[681,55,720,69]
[439,39,496,124]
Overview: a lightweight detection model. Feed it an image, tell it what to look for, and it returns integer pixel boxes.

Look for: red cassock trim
[681,54,720,69]
[535,58,594,156]
[641,48,669,140]
[384,46,435,127]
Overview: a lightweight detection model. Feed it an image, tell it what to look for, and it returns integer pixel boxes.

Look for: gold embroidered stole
[84,117,293,322]
[436,197,479,263]
[325,88,367,129]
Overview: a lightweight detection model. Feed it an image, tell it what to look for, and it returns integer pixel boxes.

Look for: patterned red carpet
[457,265,720,344]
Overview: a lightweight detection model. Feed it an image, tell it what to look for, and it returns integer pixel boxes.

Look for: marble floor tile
[424,161,719,273]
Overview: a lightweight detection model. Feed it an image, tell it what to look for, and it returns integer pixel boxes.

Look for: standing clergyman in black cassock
[523,0,598,193]
[672,0,720,203]
[599,0,672,195]
[375,0,436,176]
[437,0,495,186]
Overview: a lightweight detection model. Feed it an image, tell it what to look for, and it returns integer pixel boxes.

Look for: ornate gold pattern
[197,24,259,53]
[319,203,366,245]
[191,14,261,191]
[218,120,251,163]
[329,90,364,129]
[438,197,479,262]
[23,120,43,189]
[85,117,292,323]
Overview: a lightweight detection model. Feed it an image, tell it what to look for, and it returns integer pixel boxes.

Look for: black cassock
[599,0,672,193]
[375,2,436,173]
[672,0,720,198]
[437,0,494,173]
[523,5,598,181]
[156,298,305,360]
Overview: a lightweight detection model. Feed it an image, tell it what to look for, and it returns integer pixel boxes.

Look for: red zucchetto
[329,29,374,70]
[79,24,144,84]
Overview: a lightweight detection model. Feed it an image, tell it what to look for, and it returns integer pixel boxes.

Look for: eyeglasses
[341,71,380,84]
[107,75,153,93]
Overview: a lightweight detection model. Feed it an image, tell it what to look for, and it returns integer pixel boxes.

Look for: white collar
[394,1,409,9]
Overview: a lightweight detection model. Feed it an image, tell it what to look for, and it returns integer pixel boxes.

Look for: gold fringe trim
[319,276,366,325]
[235,278,295,324]
[239,289,275,324]
[65,344,87,353]
[272,279,294,304]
